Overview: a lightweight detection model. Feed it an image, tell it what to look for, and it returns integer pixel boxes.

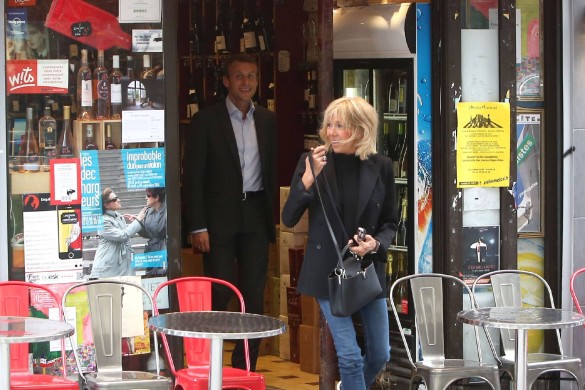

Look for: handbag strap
[309,156,352,269]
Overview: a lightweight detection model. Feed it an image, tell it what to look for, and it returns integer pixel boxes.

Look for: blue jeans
[317,297,390,390]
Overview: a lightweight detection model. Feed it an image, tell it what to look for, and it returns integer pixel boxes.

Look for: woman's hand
[301,145,328,190]
[136,207,148,222]
[348,234,379,258]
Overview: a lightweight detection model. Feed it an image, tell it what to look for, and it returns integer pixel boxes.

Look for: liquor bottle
[187,78,200,118]
[58,106,74,158]
[254,0,271,52]
[39,105,57,162]
[77,49,93,120]
[212,62,226,103]
[214,2,230,54]
[394,253,408,314]
[104,124,117,150]
[83,124,98,150]
[241,1,258,53]
[399,124,408,178]
[382,123,391,157]
[388,81,398,113]
[396,194,407,246]
[124,55,136,106]
[93,49,110,119]
[392,122,405,176]
[266,80,275,112]
[398,74,407,114]
[19,107,41,172]
[110,55,123,119]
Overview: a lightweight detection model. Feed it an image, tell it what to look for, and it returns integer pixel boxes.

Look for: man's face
[27,25,45,51]
[223,61,258,108]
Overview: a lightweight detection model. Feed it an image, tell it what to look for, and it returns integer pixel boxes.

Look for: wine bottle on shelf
[382,122,391,157]
[266,80,275,111]
[187,78,200,118]
[68,44,79,116]
[394,253,408,314]
[396,193,408,246]
[93,49,110,119]
[241,1,258,53]
[212,62,226,103]
[303,71,312,110]
[124,56,136,106]
[141,55,153,80]
[398,74,407,114]
[399,124,408,178]
[386,252,394,308]
[214,2,230,54]
[58,106,74,158]
[110,55,123,120]
[190,12,202,55]
[83,124,98,150]
[76,49,93,120]
[388,81,398,113]
[19,107,41,173]
[254,0,271,52]
[392,122,405,177]
[104,124,117,150]
[39,105,57,162]
[308,70,317,111]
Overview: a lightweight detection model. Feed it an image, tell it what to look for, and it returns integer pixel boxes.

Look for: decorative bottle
[93,49,110,119]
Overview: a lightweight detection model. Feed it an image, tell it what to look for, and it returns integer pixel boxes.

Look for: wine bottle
[58,106,74,158]
[110,55,123,120]
[266,80,275,112]
[77,49,93,120]
[388,81,398,113]
[214,2,230,54]
[190,13,202,55]
[19,107,41,172]
[308,70,317,110]
[396,194,407,247]
[141,54,153,80]
[83,124,98,150]
[386,252,394,308]
[124,55,136,106]
[394,253,408,314]
[398,74,407,114]
[104,124,117,150]
[254,0,271,52]
[303,71,312,110]
[399,124,408,178]
[39,105,57,162]
[241,1,258,53]
[93,49,110,119]
[382,122,390,157]
[187,78,200,118]
[392,122,405,177]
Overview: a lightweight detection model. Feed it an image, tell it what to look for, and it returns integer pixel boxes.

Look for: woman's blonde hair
[318,96,378,160]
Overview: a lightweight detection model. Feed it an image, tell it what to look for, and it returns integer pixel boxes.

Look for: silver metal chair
[472,269,584,389]
[390,273,501,390]
[62,279,172,390]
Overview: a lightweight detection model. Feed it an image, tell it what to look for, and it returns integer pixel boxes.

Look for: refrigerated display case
[1,0,180,372]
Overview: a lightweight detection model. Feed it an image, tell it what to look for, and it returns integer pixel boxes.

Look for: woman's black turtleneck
[333,153,360,239]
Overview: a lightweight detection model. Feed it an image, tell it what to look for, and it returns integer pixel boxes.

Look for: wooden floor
[223,342,320,390]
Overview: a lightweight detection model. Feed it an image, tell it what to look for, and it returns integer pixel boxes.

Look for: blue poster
[80,150,102,233]
[122,148,165,189]
[133,250,167,269]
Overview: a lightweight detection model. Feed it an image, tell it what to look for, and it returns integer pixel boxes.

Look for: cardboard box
[268,276,280,317]
[286,286,302,326]
[299,324,320,373]
[288,247,304,288]
[289,322,300,363]
[301,294,320,326]
[279,186,290,208]
[279,274,290,316]
[280,209,309,233]
[279,315,290,360]
[279,231,307,274]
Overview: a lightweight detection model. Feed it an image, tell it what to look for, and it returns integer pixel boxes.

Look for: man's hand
[192,231,210,253]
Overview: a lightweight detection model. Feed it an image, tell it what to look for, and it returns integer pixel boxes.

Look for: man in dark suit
[183,53,277,371]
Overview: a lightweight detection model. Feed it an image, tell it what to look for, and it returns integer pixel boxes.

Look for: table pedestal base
[209,339,224,390]
[514,329,528,390]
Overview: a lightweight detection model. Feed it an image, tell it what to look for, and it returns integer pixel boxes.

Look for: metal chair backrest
[152,276,251,375]
[570,267,585,328]
[0,281,69,378]
[390,273,483,368]
[62,279,163,380]
[472,269,562,357]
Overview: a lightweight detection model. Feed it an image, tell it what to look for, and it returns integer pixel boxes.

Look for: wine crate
[102,120,122,150]
[73,120,104,151]
[10,171,51,194]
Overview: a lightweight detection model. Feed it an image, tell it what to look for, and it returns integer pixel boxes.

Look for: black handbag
[309,156,383,317]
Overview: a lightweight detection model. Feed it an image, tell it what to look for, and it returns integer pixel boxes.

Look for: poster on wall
[515,110,542,236]
[80,148,167,277]
[460,225,500,284]
[456,102,511,188]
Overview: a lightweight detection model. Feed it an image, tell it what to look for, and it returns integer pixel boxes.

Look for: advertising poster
[6,59,69,94]
[80,148,167,277]
[22,193,83,284]
[456,102,511,188]
[460,225,500,283]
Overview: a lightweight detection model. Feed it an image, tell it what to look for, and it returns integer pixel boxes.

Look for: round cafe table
[149,311,286,390]
[458,307,585,390]
[0,316,74,390]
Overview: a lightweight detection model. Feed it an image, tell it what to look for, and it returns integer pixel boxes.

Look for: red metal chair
[152,276,265,390]
[0,281,78,390]
[570,267,585,328]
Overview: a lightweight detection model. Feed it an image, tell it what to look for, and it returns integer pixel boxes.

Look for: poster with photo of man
[461,225,500,283]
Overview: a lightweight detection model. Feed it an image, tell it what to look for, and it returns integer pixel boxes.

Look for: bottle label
[111,84,122,104]
[215,36,226,52]
[401,298,408,314]
[81,80,92,106]
[244,31,257,49]
[60,146,73,157]
[308,94,316,110]
[258,35,266,51]
[267,99,275,112]
[97,79,109,99]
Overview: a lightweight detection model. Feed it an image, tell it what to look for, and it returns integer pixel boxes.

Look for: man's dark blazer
[183,101,277,244]
[282,152,398,298]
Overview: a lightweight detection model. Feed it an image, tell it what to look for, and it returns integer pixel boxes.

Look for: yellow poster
[457,102,511,188]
